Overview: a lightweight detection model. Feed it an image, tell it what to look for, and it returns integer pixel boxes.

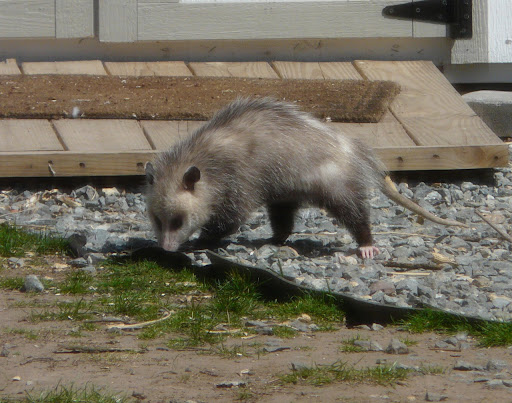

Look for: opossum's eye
[169,215,184,230]
[183,166,201,191]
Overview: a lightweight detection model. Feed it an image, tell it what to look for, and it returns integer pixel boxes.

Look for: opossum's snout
[154,214,189,252]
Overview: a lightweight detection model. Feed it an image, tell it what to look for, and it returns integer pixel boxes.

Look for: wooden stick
[107,310,173,330]
[476,211,512,243]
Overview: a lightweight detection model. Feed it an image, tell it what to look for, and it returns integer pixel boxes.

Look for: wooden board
[189,62,278,78]
[140,120,201,150]
[0,59,21,75]
[0,60,508,177]
[105,61,192,77]
[272,62,325,80]
[21,60,107,75]
[0,120,63,152]
[133,1,413,42]
[330,112,415,148]
[52,120,151,152]
[0,151,156,177]
[354,60,504,146]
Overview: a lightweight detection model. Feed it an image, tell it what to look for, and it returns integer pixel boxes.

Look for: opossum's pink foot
[358,246,380,259]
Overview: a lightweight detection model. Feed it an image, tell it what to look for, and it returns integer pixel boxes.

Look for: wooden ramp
[0,60,508,177]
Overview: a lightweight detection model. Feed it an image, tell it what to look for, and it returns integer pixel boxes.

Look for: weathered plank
[0,120,63,152]
[330,112,415,148]
[189,62,278,78]
[22,61,108,75]
[354,60,503,146]
[0,59,21,75]
[319,62,362,80]
[52,120,151,152]
[105,61,192,77]
[272,62,324,79]
[141,120,201,150]
[376,145,509,171]
[0,151,157,177]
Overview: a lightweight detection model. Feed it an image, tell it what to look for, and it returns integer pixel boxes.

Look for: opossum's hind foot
[268,201,299,245]
[358,245,380,259]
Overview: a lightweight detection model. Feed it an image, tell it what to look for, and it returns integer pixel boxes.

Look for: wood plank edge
[0,151,159,177]
[376,144,509,171]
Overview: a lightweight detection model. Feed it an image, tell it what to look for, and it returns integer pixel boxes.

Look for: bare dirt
[2,285,512,403]
[0,75,399,123]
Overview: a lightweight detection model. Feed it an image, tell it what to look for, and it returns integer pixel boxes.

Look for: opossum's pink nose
[161,233,180,252]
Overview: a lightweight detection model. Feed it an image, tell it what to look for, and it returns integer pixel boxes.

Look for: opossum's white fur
[145,97,386,251]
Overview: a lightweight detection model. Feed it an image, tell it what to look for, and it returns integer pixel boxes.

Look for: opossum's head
[145,161,207,252]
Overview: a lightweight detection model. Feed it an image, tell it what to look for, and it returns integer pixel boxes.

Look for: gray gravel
[1,145,511,322]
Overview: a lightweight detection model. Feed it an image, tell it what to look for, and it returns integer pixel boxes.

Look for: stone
[23,275,44,293]
[425,391,448,401]
[453,360,484,371]
[463,90,512,138]
[385,338,409,355]
[369,280,395,295]
[486,360,509,371]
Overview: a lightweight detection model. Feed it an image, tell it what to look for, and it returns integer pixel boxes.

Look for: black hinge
[383,0,472,39]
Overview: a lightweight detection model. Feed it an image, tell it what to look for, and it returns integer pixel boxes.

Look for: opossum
[145,97,466,259]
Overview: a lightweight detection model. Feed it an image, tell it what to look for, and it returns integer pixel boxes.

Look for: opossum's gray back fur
[149,97,386,225]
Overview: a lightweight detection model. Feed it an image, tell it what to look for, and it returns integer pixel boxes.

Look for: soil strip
[0,75,399,122]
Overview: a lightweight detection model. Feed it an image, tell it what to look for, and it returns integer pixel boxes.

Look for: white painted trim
[56,0,95,39]
[135,1,413,42]
[0,0,55,38]
[488,0,512,63]
[451,0,512,64]
[99,0,138,43]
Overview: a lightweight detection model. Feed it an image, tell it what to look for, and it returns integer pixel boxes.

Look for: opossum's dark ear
[183,166,201,191]
[145,162,155,185]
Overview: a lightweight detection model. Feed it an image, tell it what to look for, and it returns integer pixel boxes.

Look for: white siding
[0,0,94,39]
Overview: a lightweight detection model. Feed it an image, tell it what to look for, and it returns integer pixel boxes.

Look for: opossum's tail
[380,176,469,228]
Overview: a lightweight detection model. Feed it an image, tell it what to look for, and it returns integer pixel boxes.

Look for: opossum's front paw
[358,245,380,259]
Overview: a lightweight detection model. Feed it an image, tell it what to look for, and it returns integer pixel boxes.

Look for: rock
[291,362,312,371]
[385,338,409,355]
[486,360,509,371]
[425,391,448,401]
[453,360,484,371]
[216,380,247,388]
[369,280,395,295]
[8,257,26,268]
[69,257,88,267]
[23,275,44,293]
[353,340,383,352]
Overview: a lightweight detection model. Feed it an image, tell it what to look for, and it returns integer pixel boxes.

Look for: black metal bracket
[383,0,472,39]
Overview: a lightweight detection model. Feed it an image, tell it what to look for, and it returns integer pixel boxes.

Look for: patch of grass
[58,271,95,294]
[265,293,344,330]
[272,325,297,338]
[3,328,39,340]
[399,336,418,347]
[340,334,368,353]
[22,383,129,403]
[0,276,24,291]
[401,309,512,347]
[212,272,262,317]
[0,223,69,257]
[280,361,410,386]
[166,303,224,348]
[30,299,94,322]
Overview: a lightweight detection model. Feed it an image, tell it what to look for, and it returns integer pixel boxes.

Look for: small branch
[381,261,443,271]
[476,211,512,243]
[54,345,145,354]
[107,310,173,330]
